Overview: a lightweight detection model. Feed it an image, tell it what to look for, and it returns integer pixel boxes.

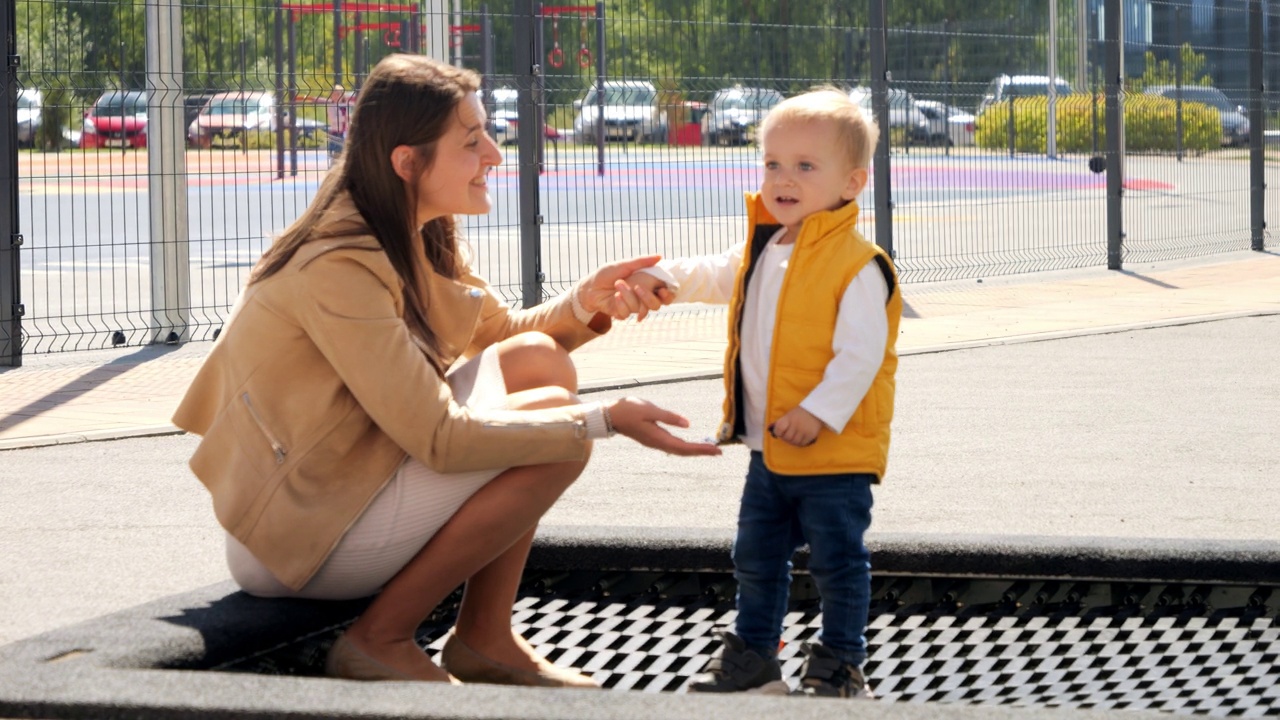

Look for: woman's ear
[390,145,418,183]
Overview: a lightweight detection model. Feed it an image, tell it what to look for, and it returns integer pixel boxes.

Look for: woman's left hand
[577,255,676,322]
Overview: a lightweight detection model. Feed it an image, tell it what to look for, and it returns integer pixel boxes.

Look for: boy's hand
[769,407,823,447]
[576,256,663,322]
[610,272,678,322]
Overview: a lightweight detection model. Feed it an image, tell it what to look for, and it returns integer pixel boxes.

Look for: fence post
[0,0,20,366]
[146,0,190,344]
[1249,0,1265,252]
[514,0,544,308]
[869,0,893,258]
[1104,0,1124,270]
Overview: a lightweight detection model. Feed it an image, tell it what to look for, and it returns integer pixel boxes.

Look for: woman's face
[405,92,503,224]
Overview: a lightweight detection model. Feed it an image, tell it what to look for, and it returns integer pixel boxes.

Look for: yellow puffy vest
[716,193,901,480]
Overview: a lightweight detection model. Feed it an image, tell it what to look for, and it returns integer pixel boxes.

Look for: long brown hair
[251,54,480,371]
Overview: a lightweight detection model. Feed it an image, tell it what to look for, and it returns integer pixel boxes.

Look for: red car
[81,91,149,149]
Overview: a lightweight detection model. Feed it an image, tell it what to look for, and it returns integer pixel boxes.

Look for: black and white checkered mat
[228,572,1280,716]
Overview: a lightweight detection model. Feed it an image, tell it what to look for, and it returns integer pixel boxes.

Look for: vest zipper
[241,392,288,465]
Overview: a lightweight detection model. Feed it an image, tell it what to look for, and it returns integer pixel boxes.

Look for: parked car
[1143,85,1249,147]
[184,94,216,130]
[915,100,976,147]
[489,87,520,145]
[80,90,149,150]
[847,86,930,145]
[573,81,665,143]
[187,91,324,148]
[977,75,1074,116]
[17,88,42,147]
[701,86,784,146]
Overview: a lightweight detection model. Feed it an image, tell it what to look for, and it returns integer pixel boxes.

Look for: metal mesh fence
[4,0,1276,356]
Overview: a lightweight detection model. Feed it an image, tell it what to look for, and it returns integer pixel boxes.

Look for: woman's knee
[497,332,578,394]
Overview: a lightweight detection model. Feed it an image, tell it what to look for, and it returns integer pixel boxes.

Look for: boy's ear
[843,167,869,200]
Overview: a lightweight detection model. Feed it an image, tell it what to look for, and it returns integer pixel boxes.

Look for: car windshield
[583,87,655,105]
[208,96,265,115]
[17,94,37,109]
[95,93,147,116]
[1165,88,1233,111]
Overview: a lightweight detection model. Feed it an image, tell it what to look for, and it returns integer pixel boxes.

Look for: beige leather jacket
[173,192,603,590]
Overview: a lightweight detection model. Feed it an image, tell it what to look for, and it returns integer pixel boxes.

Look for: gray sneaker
[686,631,790,695]
[794,642,875,699]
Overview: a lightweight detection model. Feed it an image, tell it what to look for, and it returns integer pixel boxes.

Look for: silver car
[701,86,783,146]
[17,88,42,147]
[1144,85,1249,147]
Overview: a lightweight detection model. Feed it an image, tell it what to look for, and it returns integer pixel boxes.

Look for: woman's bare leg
[338,333,587,680]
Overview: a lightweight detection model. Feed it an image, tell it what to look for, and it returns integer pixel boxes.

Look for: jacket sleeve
[461,268,605,355]
[635,242,745,305]
[288,253,594,474]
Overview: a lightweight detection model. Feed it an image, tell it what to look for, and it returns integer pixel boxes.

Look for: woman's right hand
[606,397,722,456]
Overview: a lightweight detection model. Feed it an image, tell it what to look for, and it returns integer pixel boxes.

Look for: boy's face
[759,118,868,236]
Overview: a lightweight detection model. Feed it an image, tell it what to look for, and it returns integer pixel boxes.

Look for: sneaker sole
[746,680,791,695]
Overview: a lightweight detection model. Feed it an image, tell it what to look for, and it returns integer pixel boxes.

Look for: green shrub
[975,93,1219,154]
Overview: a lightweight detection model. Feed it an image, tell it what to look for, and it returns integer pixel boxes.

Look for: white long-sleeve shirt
[644,228,888,451]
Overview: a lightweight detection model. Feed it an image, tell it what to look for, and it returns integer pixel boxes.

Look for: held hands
[576,255,678,323]
[768,407,823,447]
[606,397,721,457]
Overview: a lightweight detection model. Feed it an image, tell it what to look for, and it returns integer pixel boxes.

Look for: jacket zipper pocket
[241,393,288,465]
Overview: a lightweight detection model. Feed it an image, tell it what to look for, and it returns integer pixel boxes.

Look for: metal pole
[0,0,21,365]
[533,0,545,174]
[869,0,893,257]
[334,1,343,85]
[1174,6,1183,162]
[1048,0,1058,159]
[844,28,854,84]
[595,1,605,175]
[146,0,190,344]
[1104,0,1124,270]
[1249,0,1265,252]
[514,0,543,308]
[275,9,285,180]
[1075,0,1088,91]
[288,16,298,177]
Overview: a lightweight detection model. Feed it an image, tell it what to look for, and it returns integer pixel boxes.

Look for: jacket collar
[744,191,861,247]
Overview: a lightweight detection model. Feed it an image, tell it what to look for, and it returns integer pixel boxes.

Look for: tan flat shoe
[326,634,458,683]
[440,631,600,689]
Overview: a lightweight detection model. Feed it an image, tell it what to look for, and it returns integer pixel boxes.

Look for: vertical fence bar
[1250,0,1265,252]
[869,0,893,257]
[0,0,20,366]
[1104,0,1124,270]
[275,8,286,180]
[515,0,543,307]
[595,1,606,175]
[288,16,298,177]
[146,0,190,344]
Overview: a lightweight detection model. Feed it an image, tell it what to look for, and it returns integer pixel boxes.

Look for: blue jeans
[732,451,874,666]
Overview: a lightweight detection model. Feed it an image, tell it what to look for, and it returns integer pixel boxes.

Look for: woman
[173,54,718,686]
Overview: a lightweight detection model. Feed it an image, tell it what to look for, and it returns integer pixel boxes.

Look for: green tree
[1131,43,1213,91]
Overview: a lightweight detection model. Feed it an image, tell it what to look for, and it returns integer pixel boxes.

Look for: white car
[17,88,42,147]
[701,86,783,146]
[573,81,664,143]
[187,91,324,148]
[848,87,931,146]
[489,87,520,145]
[915,100,975,147]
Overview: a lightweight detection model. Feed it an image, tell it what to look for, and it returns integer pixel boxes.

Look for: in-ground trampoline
[1,533,1276,720]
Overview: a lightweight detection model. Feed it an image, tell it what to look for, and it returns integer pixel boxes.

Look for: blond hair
[760,87,878,170]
